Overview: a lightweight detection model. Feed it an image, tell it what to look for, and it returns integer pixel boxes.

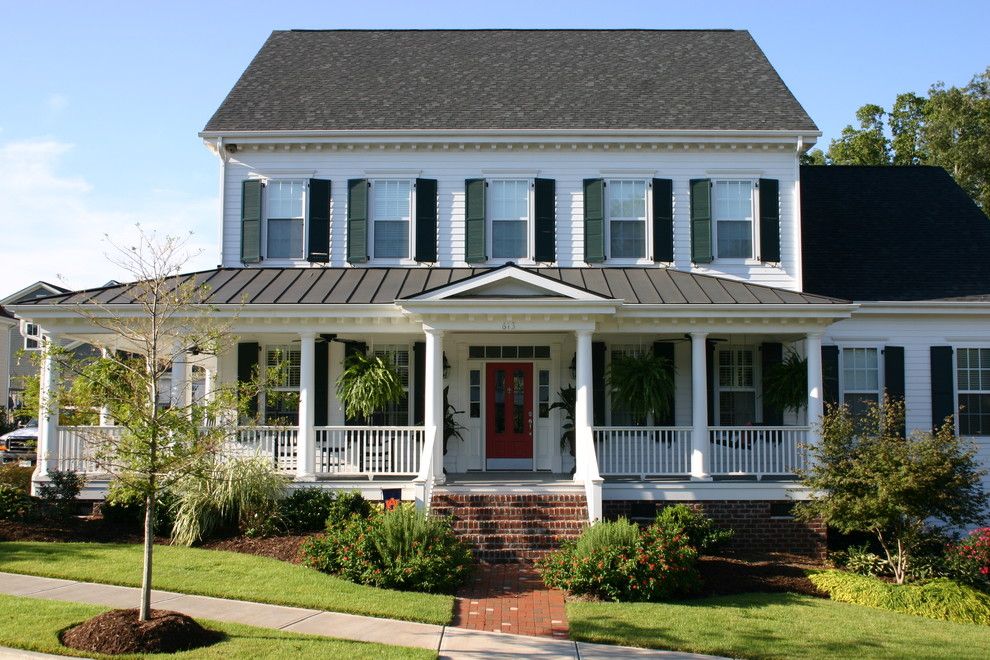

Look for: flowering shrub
[302,505,472,594]
[946,527,990,592]
[538,518,700,601]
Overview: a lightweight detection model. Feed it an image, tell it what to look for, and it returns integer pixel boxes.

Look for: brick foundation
[603,499,826,557]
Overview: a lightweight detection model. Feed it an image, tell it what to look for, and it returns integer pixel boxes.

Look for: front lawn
[568,592,990,659]
[0,541,454,625]
[0,593,432,659]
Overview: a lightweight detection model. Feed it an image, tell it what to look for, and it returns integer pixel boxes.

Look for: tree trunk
[139,493,155,621]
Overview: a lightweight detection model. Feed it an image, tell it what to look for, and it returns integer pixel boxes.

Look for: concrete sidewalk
[0,571,721,659]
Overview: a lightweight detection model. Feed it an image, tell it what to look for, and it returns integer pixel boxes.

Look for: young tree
[796,397,989,583]
[826,104,892,165]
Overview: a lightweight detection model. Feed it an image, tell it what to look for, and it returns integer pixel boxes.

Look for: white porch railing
[232,426,299,473]
[709,426,809,478]
[55,426,122,473]
[314,426,426,477]
[593,427,693,478]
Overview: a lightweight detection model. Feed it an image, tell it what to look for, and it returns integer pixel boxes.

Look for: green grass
[0,541,454,625]
[568,592,990,660]
[0,593,433,659]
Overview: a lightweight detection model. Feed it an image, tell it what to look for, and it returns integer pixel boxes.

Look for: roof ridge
[284,28,742,33]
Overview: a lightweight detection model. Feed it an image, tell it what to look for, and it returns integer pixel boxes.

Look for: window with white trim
[372,345,410,425]
[489,179,529,259]
[263,345,301,424]
[371,179,412,259]
[713,180,755,259]
[607,180,647,259]
[22,322,41,350]
[957,348,990,436]
[717,347,756,425]
[841,348,879,419]
[609,344,648,426]
[266,180,305,260]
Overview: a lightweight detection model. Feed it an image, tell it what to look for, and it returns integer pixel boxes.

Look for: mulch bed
[0,517,146,544]
[61,608,223,655]
[697,552,827,598]
[202,534,310,563]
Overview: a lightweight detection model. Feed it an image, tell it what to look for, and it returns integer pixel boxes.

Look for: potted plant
[763,349,808,414]
[606,352,675,424]
[443,385,466,455]
[335,351,404,421]
[549,385,576,456]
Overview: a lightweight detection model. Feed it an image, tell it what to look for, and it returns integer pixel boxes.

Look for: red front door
[485,362,534,460]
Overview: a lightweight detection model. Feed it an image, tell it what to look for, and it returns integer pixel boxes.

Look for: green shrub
[539,517,700,602]
[303,506,472,594]
[809,569,990,626]
[946,527,990,592]
[653,504,734,554]
[841,543,889,577]
[100,485,176,535]
[0,464,33,493]
[0,483,34,520]
[325,491,373,528]
[277,488,338,533]
[37,470,82,519]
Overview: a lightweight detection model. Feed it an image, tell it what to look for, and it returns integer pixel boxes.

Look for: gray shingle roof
[18,267,845,307]
[204,30,817,133]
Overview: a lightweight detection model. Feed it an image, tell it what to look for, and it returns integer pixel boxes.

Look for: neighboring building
[11,30,990,559]
[1,282,69,410]
[0,306,18,409]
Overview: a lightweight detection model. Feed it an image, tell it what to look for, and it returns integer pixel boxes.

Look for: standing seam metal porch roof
[16,267,847,307]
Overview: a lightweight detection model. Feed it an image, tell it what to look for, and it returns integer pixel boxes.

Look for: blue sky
[1,0,987,293]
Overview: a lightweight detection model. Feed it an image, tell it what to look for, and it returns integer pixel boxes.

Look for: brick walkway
[453,564,569,639]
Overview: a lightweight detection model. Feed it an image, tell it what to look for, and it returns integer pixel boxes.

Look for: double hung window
[266,180,305,259]
[372,345,410,425]
[607,180,647,259]
[264,345,301,424]
[371,180,412,259]
[957,348,990,436]
[489,179,529,259]
[841,348,879,419]
[22,322,41,350]
[713,180,755,259]
[717,347,756,425]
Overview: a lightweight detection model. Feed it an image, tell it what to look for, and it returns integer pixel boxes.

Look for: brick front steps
[431,492,589,563]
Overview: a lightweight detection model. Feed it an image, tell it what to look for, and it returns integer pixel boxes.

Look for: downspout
[792,136,804,292]
[216,137,227,268]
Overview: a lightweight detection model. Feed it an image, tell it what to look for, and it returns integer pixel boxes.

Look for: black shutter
[761,342,784,425]
[534,178,556,262]
[414,179,438,262]
[706,340,715,425]
[412,342,425,425]
[652,178,674,262]
[464,178,486,263]
[758,178,780,262]
[883,346,905,436]
[314,338,329,426]
[822,345,839,406]
[343,341,369,424]
[241,179,263,263]
[592,342,607,425]
[652,341,676,425]
[347,179,369,263]
[930,346,955,433]
[583,179,605,263]
[690,179,713,264]
[307,179,331,263]
[237,342,260,419]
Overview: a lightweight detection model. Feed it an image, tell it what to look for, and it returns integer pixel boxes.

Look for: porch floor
[444,472,574,487]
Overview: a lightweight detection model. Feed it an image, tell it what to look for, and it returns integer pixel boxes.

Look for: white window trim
[837,344,883,411]
[369,178,417,265]
[262,178,308,265]
[486,178,535,266]
[21,321,41,351]
[710,178,761,264]
[714,345,761,426]
[261,344,301,424]
[954,344,990,437]
[605,179,652,265]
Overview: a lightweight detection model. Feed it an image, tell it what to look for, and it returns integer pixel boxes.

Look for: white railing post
[297,332,316,480]
[806,332,824,458]
[424,327,444,484]
[690,332,711,480]
[34,333,59,486]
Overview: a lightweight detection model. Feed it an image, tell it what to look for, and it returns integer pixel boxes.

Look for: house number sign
[500,321,517,331]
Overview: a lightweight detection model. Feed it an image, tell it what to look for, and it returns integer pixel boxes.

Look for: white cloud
[0,138,218,295]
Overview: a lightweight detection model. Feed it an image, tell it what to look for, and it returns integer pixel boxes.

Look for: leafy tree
[826,104,892,165]
[800,148,826,166]
[796,397,989,584]
[889,92,928,165]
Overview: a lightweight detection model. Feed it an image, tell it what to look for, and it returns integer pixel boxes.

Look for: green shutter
[464,178,486,263]
[592,342,607,425]
[758,179,780,262]
[761,342,784,425]
[884,346,905,437]
[237,342,260,419]
[344,341,369,424]
[347,179,369,264]
[822,345,839,406]
[314,338,329,426]
[652,341,676,425]
[930,346,955,432]
[241,179,263,263]
[690,179,712,264]
[414,179,438,262]
[652,179,674,262]
[413,342,425,425]
[307,179,331,263]
[534,178,556,262]
[584,178,605,263]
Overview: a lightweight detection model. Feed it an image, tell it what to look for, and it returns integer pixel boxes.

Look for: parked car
[0,421,38,465]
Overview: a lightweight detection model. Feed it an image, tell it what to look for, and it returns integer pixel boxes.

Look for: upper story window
[717,347,756,425]
[489,179,529,260]
[266,180,305,260]
[607,180,647,260]
[713,180,755,259]
[957,348,990,436]
[22,322,41,350]
[372,180,412,260]
[841,347,879,419]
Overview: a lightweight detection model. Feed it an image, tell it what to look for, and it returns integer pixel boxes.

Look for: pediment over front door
[400,264,612,303]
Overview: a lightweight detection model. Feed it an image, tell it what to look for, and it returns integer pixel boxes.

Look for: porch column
[805,332,824,449]
[424,327,444,482]
[98,347,112,427]
[170,344,190,414]
[297,332,316,479]
[690,332,710,480]
[573,329,597,481]
[35,333,59,482]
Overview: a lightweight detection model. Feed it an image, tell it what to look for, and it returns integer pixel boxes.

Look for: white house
[11,30,990,559]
